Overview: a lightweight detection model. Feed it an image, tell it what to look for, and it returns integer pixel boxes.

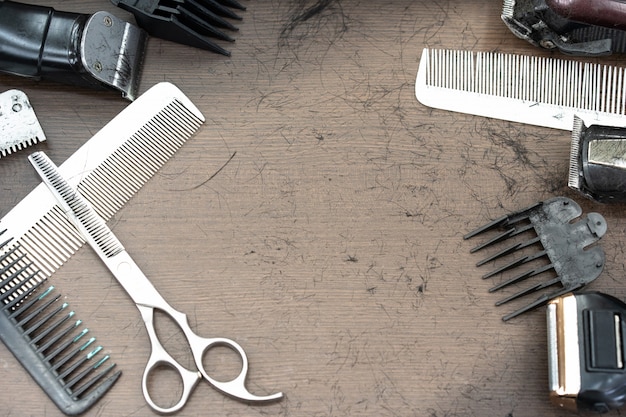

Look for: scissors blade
[28,151,165,308]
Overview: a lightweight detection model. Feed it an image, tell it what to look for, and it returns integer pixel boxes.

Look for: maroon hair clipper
[502,0,626,56]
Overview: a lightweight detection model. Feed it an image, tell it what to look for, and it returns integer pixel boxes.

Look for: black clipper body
[0,1,147,100]
[502,0,626,56]
[568,116,626,203]
[548,292,626,413]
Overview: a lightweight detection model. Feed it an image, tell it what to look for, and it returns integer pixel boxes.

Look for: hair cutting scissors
[29,151,283,414]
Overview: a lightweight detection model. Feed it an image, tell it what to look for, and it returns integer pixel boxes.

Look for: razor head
[569,116,626,203]
[0,90,45,158]
[0,230,120,416]
[548,292,626,413]
[112,0,246,55]
[464,197,607,321]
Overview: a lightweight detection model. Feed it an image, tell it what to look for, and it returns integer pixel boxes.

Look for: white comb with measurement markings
[415,48,626,130]
[0,82,204,297]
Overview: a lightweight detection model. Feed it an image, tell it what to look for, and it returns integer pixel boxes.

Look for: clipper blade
[568,115,626,203]
[0,90,45,158]
[464,197,607,321]
[0,229,120,415]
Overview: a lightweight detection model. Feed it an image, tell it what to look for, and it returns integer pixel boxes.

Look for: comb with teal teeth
[0,229,121,416]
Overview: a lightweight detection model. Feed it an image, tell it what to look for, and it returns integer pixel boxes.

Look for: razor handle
[546,0,626,31]
[548,292,626,413]
[0,1,146,100]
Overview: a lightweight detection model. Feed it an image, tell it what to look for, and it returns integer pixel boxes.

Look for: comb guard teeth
[465,197,607,321]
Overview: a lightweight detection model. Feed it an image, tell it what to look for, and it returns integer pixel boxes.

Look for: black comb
[111,0,246,55]
[0,229,121,415]
[464,197,607,321]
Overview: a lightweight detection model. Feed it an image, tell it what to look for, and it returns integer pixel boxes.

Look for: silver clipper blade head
[568,116,626,203]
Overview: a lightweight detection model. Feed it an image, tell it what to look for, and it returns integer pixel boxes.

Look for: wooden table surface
[2,1,626,416]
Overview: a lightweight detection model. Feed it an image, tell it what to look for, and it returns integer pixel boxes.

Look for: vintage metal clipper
[502,0,626,56]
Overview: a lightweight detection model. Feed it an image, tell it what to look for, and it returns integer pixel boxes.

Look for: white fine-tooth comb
[0,82,205,297]
[415,48,626,130]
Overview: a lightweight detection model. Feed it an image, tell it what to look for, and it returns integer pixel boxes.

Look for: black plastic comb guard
[111,0,246,55]
[0,229,120,415]
[464,197,607,321]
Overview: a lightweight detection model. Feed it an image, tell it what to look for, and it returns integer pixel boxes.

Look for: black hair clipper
[0,1,147,100]
[548,292,626,413]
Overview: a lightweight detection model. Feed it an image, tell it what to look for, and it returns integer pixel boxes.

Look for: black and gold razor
[548,292,626,413]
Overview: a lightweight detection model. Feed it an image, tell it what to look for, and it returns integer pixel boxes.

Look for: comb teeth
[29,152,125,259]
[0,83,201,412]
[464,197,607,321]
[568,115,585,191]
[0,86,204,281]
[415,48,626,130]
[0,231,120,415]
[501,0,515,18]
[77,99,204,221]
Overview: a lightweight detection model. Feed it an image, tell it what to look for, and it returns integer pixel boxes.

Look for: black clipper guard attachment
[464,197,607,321]
[0,1,147,100]
[569,116,626,203]
[111,0,246,55]
[0,229,121,415]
